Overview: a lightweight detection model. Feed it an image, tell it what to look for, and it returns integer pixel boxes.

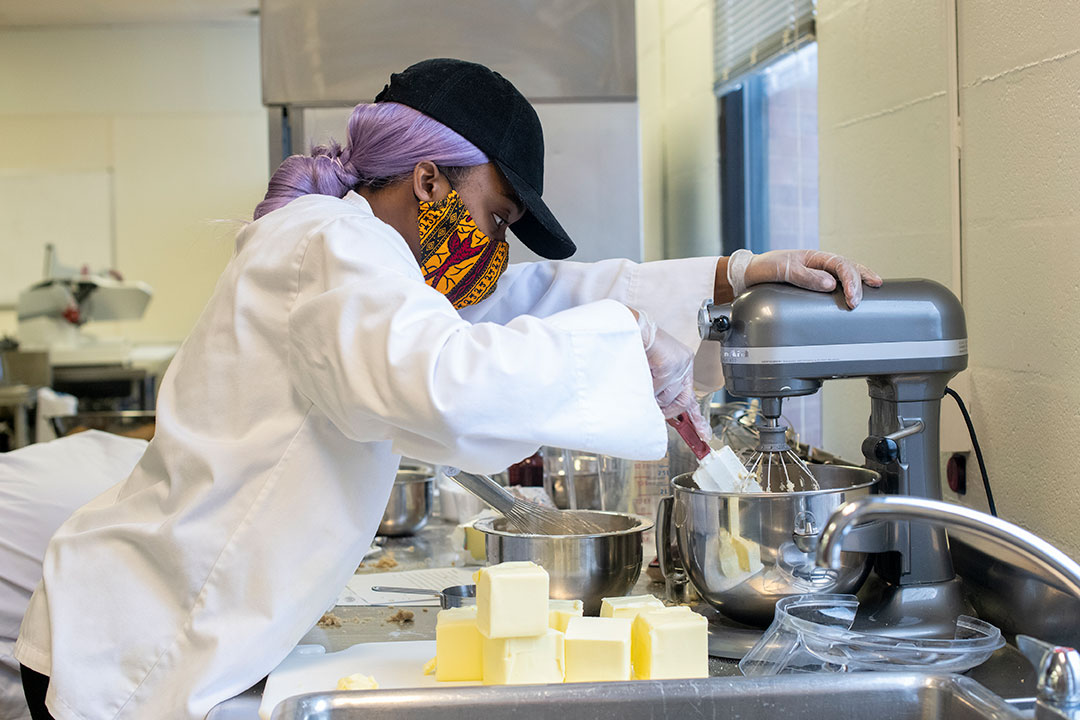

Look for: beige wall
[819,0,1080,558]
[636,0,720,262]
[0,22,268,344]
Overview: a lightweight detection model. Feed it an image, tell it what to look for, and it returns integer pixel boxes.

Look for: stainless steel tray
[269,673,1023,720]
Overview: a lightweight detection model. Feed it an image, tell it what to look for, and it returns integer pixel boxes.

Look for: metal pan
[369,584,476,609]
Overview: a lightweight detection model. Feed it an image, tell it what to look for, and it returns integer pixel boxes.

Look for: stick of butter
[483,628,565,685]
[474,561,549,639]
[435,605,483,682]
[599,594,665,620]
[631,606,708,680]
[548,599,584,632]
[336,673,378,690]
[564,617,632,682]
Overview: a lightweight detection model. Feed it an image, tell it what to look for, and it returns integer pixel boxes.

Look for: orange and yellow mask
[417,190,509,309]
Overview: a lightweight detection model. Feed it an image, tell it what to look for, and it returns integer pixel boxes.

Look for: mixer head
[698,279,967,401]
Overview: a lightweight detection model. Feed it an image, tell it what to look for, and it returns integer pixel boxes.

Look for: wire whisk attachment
[743,421,820,493]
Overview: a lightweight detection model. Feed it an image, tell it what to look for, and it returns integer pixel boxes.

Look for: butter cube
[564,617,632,682]
[599,594,665,619]
[336,673,378,690]
[548,599,584,632]
[631,607,708,680]
[435,606,483,682]
[483,628,565,685]
[464,525,487,561]
[715,529,763,577]
[474,561,549,638]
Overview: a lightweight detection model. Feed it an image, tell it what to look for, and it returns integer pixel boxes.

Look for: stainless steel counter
[208,517,1037,720]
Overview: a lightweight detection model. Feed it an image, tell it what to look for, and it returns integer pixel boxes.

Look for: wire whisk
[443,467,608,535]
[743,421,820,493]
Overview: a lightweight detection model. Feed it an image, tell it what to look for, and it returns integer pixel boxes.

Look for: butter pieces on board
[483,628,565,685]
[631,606,709,680]
[563,616,633,682]
[435,605,484,682]
[548,599,584,632]
[474,561,549,638]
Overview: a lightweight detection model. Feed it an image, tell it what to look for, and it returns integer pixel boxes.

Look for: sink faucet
[816,496,1080,720]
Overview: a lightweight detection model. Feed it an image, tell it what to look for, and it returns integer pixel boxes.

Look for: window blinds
[713,0,815,89]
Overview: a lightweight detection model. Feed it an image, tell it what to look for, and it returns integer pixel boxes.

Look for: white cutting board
[258,641,479,719]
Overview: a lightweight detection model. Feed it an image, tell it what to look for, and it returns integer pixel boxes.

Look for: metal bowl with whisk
[659,464,879,627]
[474,510,652,614]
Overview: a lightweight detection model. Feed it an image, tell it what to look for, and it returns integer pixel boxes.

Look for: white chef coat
[0,431,148,720]
[15,191,721,720]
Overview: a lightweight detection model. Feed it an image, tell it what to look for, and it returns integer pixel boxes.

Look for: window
[718,42,822,447]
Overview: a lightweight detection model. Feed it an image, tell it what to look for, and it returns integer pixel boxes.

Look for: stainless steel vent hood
[260,0,636,105]
[259,0,643,263]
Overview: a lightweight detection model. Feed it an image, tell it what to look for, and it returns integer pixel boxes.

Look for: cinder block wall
[818,0,1080,558]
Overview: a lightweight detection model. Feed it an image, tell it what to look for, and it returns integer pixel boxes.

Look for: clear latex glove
[727,248,883,309]
[634,309,711,439]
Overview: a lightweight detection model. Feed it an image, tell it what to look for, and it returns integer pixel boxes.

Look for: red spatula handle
[667,413,711,461]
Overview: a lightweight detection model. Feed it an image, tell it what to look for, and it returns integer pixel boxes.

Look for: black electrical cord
[944,386,997,517]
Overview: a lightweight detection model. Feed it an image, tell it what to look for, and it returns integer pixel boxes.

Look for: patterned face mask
[417,189,509,309]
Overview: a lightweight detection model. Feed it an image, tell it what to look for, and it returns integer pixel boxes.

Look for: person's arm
[286,219,668,473]
[458,256,720,353]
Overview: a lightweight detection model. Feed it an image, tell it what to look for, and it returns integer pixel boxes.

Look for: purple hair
[253,102,489,220]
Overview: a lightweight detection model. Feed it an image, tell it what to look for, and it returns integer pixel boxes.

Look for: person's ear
[411,161,451,203]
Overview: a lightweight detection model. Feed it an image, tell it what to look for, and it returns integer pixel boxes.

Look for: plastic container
[739,594,1004,676]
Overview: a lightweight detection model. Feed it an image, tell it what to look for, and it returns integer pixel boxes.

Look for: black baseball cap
[375,58,576,260]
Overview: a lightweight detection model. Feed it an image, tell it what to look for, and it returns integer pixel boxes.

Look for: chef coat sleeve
[286,218,668,474]
[458,257,725,392]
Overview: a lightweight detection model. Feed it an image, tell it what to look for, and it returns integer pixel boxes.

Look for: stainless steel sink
[269,673,1024,720]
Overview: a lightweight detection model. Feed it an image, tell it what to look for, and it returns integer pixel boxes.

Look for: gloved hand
[727,249,883,309]
[633,309,711,439]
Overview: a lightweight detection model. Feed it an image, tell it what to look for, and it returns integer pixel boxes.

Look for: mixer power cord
[944,387,997,517]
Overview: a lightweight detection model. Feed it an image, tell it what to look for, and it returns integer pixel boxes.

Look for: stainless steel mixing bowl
[661,464,879,627]
[378,468,434,536]
[475,510,652,614]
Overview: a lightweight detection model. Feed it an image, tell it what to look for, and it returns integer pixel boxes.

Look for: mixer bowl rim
[473,510,653,539]
[670,464,880,498]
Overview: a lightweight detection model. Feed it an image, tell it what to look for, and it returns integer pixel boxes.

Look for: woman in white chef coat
[16,59,879,720]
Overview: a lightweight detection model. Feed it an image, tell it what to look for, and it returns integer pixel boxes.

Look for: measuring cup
[369,584,476,609]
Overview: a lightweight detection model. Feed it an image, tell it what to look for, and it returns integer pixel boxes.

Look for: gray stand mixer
[699,279,969,636]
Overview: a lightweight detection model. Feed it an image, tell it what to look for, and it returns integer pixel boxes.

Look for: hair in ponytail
[253,102,488,220]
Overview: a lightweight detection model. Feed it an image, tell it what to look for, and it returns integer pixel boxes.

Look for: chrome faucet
[817,496,1080,720]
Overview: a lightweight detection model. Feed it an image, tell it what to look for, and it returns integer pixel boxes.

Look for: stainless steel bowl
[378,468,434,536]
[475,510,652,614]
[661,464,879,627]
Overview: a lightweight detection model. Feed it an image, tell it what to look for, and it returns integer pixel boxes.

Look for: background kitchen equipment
[698,279,970,638]
[51,410,156,440]
[658,464,879,631]
[475,510,652,614]
[378,466,434,537]
[541,448,631,512]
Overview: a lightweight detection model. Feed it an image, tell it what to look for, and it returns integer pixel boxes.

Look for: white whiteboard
[0,169,114,306]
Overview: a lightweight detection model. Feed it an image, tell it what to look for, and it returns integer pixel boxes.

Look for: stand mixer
[699,278,969,637]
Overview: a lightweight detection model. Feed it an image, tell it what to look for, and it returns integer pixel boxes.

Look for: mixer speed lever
[863,420,925,464]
